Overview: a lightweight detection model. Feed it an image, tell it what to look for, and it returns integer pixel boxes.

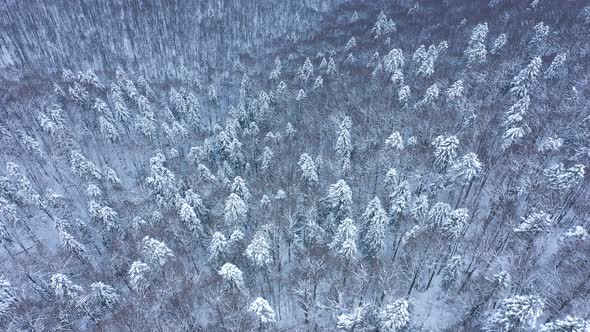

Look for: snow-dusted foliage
[485,295,544,331]
[218,263,245,292]
[465,22,489,65]
[380,298,413,332]
[2,1,589,331]
[329,217,358,262]
[249,297,276,324]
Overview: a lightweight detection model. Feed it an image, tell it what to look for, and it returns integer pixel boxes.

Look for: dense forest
[0,0,589,331]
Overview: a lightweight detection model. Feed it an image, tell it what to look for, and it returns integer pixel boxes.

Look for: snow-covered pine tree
[336,116,353,176]
[297,57,314,82]
[465,22,488,65]
[485,295,544,331]
[85,282,120,314]
[510,56,542,98]
[449,152,483,184]
[260,146,274,171]
[298,153,319,186]
[544,52,567,79]
[128,261,150,292]
[380,298,413,332]
[270,57,282,80]
[385,131,404,150]
[249,297,275,326]
[371,10,396,39]
[360,197,388,257]
[50,273,83,302]
[225,193,247,229]
[142,236,174,267]
[329,217,358,262]
[245,232,273,268]
[231,176,250,203]
[490,33,508,55]
[540,315,587,332]
[433,135,459,168]
[328,179,353,226]
[218,263,245,293]
[446,80,465,101]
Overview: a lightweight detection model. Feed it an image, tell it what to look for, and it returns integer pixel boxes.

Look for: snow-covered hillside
[0,0,589,331]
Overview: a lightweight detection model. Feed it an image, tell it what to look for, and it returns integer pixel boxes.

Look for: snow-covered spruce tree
[249,297,275,329]
[142,236,174,267]
[415,83,439,109]
[0,276,17,322]
[329,217,358,263]
[209,232,228,263]
[344,37,356,52]
[510,56,542,98]
[327,179,353,226]
[540,315,588,332]
[409,194,429,220]
[260,146,274,172]
[298,153,319,187]
[231,176,251,203]
[433,135,459,169]
[297,57,314,83]
[514,211,552,235]
[336,305,364,331]
[219,262,245,294]
[245,232,273,268]
[485,295,544,331]
[465,22,488,65]
[383,48,404,77]
[50,273,83,303]
[441,255,462,290]
[385,131,404,151]
[326,57,337,76]
[529,22,550,54]
[446,80,465,102]
[379,298,413,332]
[544,52,567,80]
[128,261,150,292]
[225,193,248,228]
[83,282,120,318]
[336,116,353,176]
[371,10,396,39]
[145,153,177,208]
[449,152,483,184]
[270,57,282,81]
[490,33,508,55]
[389,179,411,217]
[360,197,388,257]
[543,163,585,191]
[428,202,468,239]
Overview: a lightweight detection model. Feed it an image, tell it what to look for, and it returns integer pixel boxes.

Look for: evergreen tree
[360,197,388,257]
[329,217,358,262]
[380,298,413,332]
[298,153,319,186]
[128,261,150,292]
[328,179,353,225]
[142,236,174,267]
[540,316,587,332]
[485,295,544,331]
[336,117,353,176]
[218,263,245,293]
[245,232,273,268]
[465,22,489,65]
[249,297,275,326]
[225,193,248,228]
